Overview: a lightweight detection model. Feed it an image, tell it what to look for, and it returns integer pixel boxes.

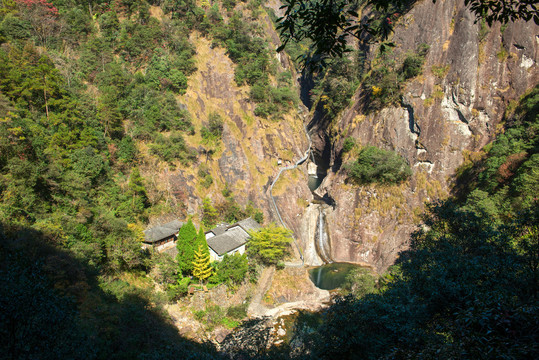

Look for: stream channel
[306,151,364,290]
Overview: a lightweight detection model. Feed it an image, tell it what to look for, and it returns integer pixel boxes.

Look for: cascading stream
[315,206,332,263]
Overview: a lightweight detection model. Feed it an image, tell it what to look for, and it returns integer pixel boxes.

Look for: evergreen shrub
[346,146,411,185]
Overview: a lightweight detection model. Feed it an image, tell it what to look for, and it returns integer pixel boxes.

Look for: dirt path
[247,266,276,317]
[247,265,331,319]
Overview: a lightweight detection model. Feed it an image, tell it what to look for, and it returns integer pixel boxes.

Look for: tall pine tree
[176,219,197,275]
[195,226,209,257]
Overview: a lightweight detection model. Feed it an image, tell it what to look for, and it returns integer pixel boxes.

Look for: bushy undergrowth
[346,146,412,185]
[364,44,429,110]
[205,8,299,119]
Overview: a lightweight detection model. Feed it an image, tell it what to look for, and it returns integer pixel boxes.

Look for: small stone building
[142,220,184,252]
[205,218,261,261]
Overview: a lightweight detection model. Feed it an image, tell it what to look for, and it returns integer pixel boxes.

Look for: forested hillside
[1,0,538,359]
[0,0,296,358]
[0,0,298,252]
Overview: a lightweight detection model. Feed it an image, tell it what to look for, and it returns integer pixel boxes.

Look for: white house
[205,218,261,261]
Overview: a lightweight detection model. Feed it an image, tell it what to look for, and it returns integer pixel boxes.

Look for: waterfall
[315,207,332,263]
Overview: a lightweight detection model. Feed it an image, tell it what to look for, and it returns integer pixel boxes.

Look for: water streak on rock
[315,207,332,263]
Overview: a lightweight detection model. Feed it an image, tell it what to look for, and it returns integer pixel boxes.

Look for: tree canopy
[247,224,293,265]
[176,219,198,275]
[192,244,213,284]
[277,0,539,69]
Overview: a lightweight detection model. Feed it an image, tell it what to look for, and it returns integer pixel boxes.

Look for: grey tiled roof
[207,226,250,256]
[143,220,184,243]
[236,218,262,232]
[208,223,229,237]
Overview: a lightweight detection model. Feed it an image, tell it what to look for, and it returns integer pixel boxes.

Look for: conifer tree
[128,167,148,211]
[192,244,212,284]
[195,226,209,257]
[176,219,197,274]
[202,197,218,228]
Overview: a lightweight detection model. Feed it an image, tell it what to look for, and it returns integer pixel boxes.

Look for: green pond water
[309,262,364,290]
[307,175,323,191]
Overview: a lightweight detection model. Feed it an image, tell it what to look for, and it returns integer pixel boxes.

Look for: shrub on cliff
[342,137,356,153]
[346,146,411,185]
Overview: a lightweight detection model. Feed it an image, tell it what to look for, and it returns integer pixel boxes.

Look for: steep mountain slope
[152,33,309,222]
[305,86,539,359]
[299,0,538,271]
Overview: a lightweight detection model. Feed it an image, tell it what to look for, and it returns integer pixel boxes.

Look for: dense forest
[1,0,538,359]
[0,0,283,358]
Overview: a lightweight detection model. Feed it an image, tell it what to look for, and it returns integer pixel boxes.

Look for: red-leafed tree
[15,0,60,46]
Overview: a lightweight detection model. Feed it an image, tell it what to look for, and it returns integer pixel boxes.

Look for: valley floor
[165,264,330,344]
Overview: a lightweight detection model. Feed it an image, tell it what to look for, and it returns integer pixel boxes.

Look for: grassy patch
[497,45,508,62]
[431,64,450,79]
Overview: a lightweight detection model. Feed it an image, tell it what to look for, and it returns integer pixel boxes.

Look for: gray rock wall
[307,0,538,271]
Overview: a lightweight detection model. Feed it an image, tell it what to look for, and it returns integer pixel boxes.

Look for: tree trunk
[43,76,49,122]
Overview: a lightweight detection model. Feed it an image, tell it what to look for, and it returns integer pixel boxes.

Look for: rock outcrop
[144,30,309,221]
[144,1,537,273]
[305,0,538,271]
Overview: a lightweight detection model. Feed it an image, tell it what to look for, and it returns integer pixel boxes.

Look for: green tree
[97,86,123,138]
[192,244,212,284]
[150,252,179,287]
[342,137,356,153]
[215,253,248,287]
[201,112,223,143]
[117,136,138,163]
[176,219,197,274]
[341,267,378,298]
[149,132,196,166]
[167,275,191,300]
[245,202,264,224]
[202,197,218,228]
[195,226,209,258]
[277,0,538,69]
[346,146,412,185]
[247,224,292,265]
[128,167,148,213]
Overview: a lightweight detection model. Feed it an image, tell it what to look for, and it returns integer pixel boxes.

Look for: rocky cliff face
[144,1,537,273]
[304,0,538,271]
[142,29,309,222]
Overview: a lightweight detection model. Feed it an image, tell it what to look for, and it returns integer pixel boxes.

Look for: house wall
[209,248,223,262]
[208,244,246,262]
[235,244,246,256]
[156,239,176,252]
[141,234,177,252]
